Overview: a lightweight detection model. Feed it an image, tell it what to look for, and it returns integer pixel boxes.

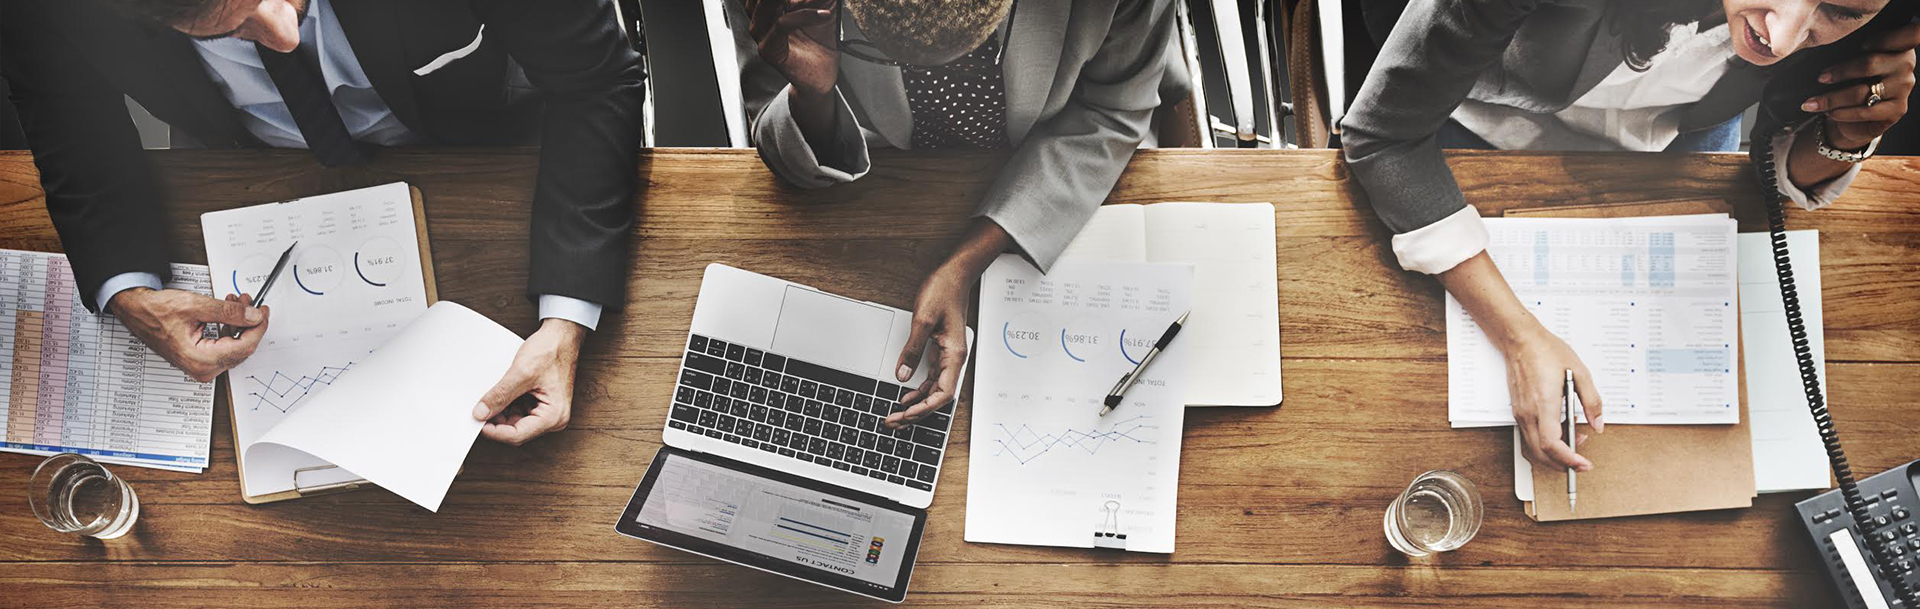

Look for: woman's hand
[887,219,1013,429]
[1806,22,1920,150]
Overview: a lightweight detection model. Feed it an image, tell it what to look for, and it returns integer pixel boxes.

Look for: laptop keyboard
[668,334,953,492]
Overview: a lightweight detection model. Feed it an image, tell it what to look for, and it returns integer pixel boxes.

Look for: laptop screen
[616,447,926,602]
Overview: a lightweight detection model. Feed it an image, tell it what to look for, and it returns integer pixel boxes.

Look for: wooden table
[0,148,1915,607]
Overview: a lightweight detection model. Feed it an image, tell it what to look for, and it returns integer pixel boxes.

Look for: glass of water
[1384,470,1482,556]
[28,453,140,540]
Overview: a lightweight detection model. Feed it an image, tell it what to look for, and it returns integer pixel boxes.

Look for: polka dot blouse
[902,37,1011,150]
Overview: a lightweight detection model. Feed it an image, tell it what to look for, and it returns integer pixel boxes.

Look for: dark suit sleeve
[472,0,646,310]
[1,0,171,312]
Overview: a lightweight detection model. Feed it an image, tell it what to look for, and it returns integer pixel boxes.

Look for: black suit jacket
[0,0,646,312]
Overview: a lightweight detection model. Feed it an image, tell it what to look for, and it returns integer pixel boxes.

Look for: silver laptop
[616,263,972,602]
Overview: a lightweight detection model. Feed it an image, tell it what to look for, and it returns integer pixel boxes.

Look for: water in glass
[1384,470,1482,556]
[29,453,139,539]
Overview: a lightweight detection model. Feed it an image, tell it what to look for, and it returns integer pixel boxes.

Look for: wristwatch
[1816,119,1881,163]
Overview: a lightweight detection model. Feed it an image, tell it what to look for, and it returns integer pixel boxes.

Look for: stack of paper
[1448,215,1741,427]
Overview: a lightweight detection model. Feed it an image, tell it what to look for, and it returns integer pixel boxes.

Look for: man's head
[844,0,1014,66]
[104,0,308,52]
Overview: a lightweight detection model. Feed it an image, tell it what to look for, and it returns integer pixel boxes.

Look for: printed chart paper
[201,183,431,498]
[1448,215,1740,427]
[0,250,215,472]
[966,255,1193,553]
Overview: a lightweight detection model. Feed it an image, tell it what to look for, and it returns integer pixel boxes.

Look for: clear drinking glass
[1384,469,1483,556]
[28,453,140,540]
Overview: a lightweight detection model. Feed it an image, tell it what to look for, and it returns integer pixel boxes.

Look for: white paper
[1738,231,1830,493]
[250,302,519,512]
[1450,215,1740,427]
[1057,203,1283,406]
[201,183,433,497]
[966,255,1193,553]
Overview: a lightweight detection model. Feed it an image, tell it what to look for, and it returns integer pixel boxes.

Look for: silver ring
[1867,81,1887,107]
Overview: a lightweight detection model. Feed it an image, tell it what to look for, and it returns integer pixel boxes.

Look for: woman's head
[845,0,1014,66]
[1723,0,1894,65]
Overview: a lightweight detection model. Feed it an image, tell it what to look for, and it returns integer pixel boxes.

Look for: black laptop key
[780,375,800,394]
[741,438,759,449]
[783,358,879,396]
[744,348,764,367]
[669,420,688,431]
[728,399,749,418]
[798,380,818,399]
[846,446,866,463]
[893,439,914,459]
[736,420,756,437]
[784,415,805,433]
[726,435,744,445]
[832,462,851,472]
[763,353,787,372]
[914,426,946,447]
[905,480,931,491]
[675,386,695,405]
[704,338,728,358]
[760,372,780,389]
[823,404,844,423]
[839,426,860,445]
[753,424,773,443]
[749,387,769,405]
[861,450,882,470]
[808,437,828,455]
[915,463,937,483]
[725,362,745,381]
[858,431,878,450]
[855,394,874,413]
[779,448,795,458]
[881,455,901,474]
[670,404,698,423]
[729,383,749,400]
[857,413,879,432]
[867,469,887,481]
[803,400,824,418]
[888,475,905,485]
[788,433,808,450]
[851,466,870,476]
[912,444,939,465]
[712,377,732,395]
[877,436,896,455]
[704,428,724,439]
[761,441,779,453]
[899,461,919,479]
[697,410,717,428]
[725,343,746,362]
[684,351,727,376]
[928,411,952,430]
[768,392,788,410]
[744,367,762,385]
[833,389,855,408]
[892,426,915,441]
[772,428,790,445]
[838,408,860,427]
[716,415,737,434]
[689,334,709,354]
[826,443,845,461]
[803,418,823,437]
[749,405,769,422]
[693,390,713,409]
[680,369,713,391]
[767,410,786,427]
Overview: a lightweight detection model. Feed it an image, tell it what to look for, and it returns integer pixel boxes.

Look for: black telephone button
[1895,508,1911,520]
[1883,489,1900,500]
[1874,515,1893,528]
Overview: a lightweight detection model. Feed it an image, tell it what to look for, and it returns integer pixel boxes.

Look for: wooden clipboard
[230,184,439,504]
[1504,199,1759,521]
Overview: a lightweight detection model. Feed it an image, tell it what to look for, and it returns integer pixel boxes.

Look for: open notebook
[1059,202,1283,407]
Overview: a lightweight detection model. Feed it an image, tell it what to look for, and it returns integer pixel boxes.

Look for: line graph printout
[1447,215,1739,427]
[966,255,1193,553]
[201,183,430,498]
[0,251,215,472]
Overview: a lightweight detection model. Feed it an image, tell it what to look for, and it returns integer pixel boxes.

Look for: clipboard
[1504,199,1759,521]
[229,185,439,504]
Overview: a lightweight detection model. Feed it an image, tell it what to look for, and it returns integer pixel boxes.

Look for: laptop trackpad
[771,286,895,376]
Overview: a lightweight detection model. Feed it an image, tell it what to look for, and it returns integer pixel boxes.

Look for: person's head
[1724,0,1895,65]
[103,0,308,53]
[844,0,1015,66]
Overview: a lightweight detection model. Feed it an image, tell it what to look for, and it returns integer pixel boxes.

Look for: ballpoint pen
[1101,310,1189,416]
[203,242,296,340]
[1565,368,1578,513]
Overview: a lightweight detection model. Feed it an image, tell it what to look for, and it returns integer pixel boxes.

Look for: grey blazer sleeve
[977,0,1176,271]
[1340,0,1540,234]
[728,0,871,188]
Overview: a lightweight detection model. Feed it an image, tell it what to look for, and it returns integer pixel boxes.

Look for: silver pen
[1565,368,1578,513]
[1100,311,1189,416]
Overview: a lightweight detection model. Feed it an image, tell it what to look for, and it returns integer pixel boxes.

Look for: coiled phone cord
[1753,123,1919,607]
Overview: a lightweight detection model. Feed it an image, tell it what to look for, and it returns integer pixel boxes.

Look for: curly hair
[845,0,1014,66]
[1613,0,1727,71]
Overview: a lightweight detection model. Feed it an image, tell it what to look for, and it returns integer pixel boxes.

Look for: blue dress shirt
[97,0,601,330]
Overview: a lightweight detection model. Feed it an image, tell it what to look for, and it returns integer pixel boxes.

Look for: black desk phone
[1753,0,1920,606]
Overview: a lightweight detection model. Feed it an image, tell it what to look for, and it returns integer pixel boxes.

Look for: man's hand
[110,288,269,382]
[887,219,1012,429]
[471,318,588,446]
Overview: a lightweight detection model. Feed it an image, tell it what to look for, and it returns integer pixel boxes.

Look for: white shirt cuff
[1773,120,1860,211]
[97,272,165,313]
[537,295,602,331]
[1391,206,1489,274]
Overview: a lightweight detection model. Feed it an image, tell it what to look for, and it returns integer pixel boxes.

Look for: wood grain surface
[0,148,1916,608]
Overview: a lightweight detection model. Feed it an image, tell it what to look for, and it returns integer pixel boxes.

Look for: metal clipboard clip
[1093,500,1129,550]
[293,465,367,496]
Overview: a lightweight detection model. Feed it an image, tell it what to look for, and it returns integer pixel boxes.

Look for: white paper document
[1449,215,1740,427]
[966,254,1194,553]
[202,183,433,498]
[1057,202,1282,406]
[1738,231,1829,493]
[251,301,521,512]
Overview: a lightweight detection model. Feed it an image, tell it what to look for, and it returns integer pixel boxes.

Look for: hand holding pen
[204,242,295,340]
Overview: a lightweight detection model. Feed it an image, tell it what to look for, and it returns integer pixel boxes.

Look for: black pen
[1101,310,1190,416]
[204,242,296,340]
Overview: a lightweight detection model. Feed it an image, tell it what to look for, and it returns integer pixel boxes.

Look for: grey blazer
[729,0,1186,271]
[1342,0,1782,242]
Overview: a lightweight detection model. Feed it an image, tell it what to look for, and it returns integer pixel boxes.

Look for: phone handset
[1752,1,1919,605]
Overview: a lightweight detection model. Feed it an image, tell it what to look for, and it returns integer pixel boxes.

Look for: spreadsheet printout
[0,250,216,472]
[1447,215,1740,427]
